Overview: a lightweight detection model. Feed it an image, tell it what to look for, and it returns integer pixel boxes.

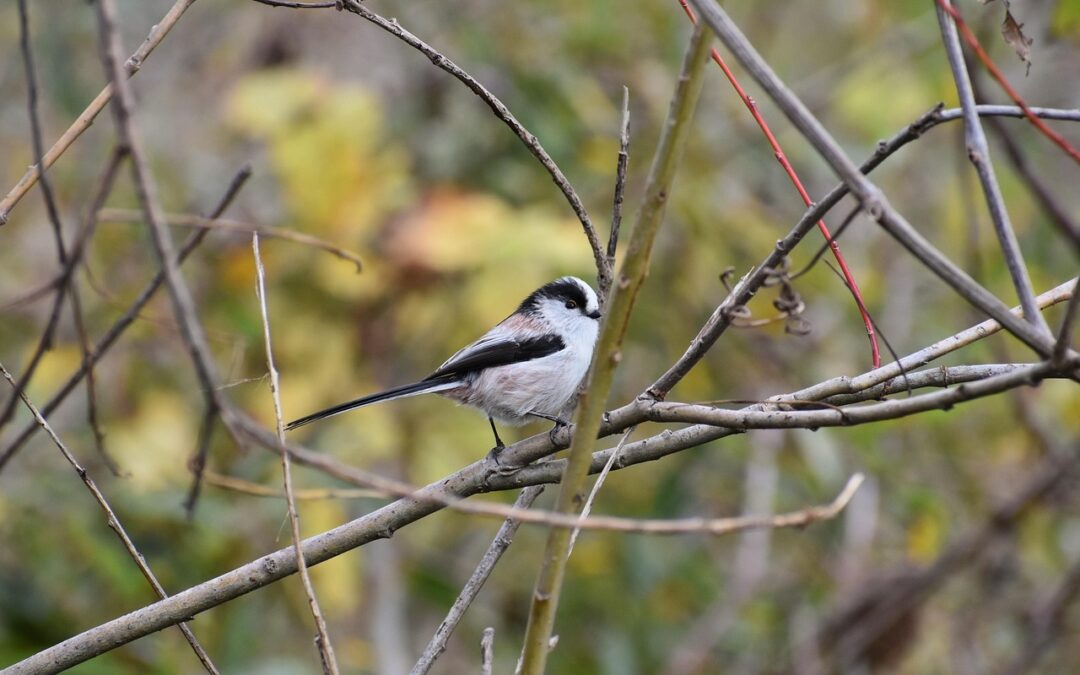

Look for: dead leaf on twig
[1001,9,1034,75]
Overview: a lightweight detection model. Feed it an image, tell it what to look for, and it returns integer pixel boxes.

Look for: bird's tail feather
[285,376,460,431]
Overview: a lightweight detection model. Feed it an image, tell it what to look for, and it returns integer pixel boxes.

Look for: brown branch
[1054,278,1080,366]
[599,86,631,304]
[0,0,198,225]
[3,466,864,673]
[204,470,384,500]
[687,0,1061,360]
[0,361,219,674]
[480,627,495,675]
[252,233,340,674]
[0,165,252,473]
[97,208,364,270]
[411,486,546,675]
[337,0,610,292]
[13,280,1074,671]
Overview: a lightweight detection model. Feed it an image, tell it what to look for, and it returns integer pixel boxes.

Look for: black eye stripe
[518,278,591,315]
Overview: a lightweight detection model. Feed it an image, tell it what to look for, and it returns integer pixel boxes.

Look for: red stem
[677,0,881,367]
[937,0,1080,165]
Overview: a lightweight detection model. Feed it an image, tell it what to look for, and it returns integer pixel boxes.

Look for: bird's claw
[486,444,525,476]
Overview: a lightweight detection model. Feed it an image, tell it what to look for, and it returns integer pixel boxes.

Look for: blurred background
[1,0,1079,672]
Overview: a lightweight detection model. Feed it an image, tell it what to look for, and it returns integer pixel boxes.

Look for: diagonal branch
[0,166,252,473]
[411,486,546,675]
[337,0,610,292]
[935,0,1049,336]
[686,0,1061,360]
[0,0,198,225]
[0,362,219,674]
[677,0,881,367]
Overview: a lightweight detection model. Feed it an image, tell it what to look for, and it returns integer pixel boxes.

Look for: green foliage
[0,0,1077,673]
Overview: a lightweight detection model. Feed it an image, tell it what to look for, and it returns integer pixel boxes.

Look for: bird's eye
[565,300,578,310]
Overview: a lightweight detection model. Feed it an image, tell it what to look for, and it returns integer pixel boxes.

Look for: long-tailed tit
[286,276,602,452]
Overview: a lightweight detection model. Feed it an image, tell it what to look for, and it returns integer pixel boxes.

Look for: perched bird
[286,276,602,452]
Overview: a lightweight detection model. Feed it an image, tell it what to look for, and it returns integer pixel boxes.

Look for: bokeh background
[1,0,1079,672]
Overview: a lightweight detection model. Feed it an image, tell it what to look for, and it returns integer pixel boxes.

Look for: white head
[516,276,601,346]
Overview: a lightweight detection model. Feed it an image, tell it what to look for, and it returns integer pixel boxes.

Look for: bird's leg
[485,417,507,464]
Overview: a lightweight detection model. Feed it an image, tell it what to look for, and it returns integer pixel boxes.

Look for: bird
[285,276,602,454]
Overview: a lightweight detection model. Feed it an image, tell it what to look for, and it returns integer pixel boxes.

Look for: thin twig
[520,25,713,674]
[183,404,218,518]
[567,427,634,558]
[481,627,496,675]
[412,486,545,675]
[1053,278,1080,365]
[600,86,631,304]
[337,0,610,291]
[687,0,1060,360]
[0,165,252,473]
[998,559,1080,675]
[646,105,1080,399]
[98,208,364,270]
[97,0,223,406]
[935,1,1049,336]
[0,0,198,224]
[976,81,1080,253]
[934,0,1080,165]
[677,0,881,368]
[253,234,340,673]
[205,470,384,500]
[0,361,219,674]
[16,291,1080,674]
[4,467,864,673]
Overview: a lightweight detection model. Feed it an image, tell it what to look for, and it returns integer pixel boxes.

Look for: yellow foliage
[225,68,412,237]
[110,391,195,492]
[906,511,943,563]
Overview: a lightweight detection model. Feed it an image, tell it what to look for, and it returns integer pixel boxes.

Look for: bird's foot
[486,443,525,476]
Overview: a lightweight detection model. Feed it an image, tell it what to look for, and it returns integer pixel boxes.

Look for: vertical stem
[517,24,713,675]
[935,0,1050,336]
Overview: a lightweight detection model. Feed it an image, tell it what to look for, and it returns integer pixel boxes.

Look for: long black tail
[285,375,460,431]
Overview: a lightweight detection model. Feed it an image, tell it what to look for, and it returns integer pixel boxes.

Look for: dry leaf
[1001,10,1034,75]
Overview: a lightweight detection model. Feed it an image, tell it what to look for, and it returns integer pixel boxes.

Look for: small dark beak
[587,309,602,320]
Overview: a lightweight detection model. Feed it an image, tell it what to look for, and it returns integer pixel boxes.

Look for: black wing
[425,334,565,381]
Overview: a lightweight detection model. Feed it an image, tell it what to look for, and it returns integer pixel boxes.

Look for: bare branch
[205,470,384,500]
[252,234,340,673]
[412,486,545,675]
[0,362,219,674]
[3,468,862,674]
[519,25,713,674]
[568,427,635,557]
[0,0,198,224]
[96,0,223,409]
[599,86,631,304]
[687,0,1061,359]
[0,165,252,473]
[646,105,1079,398]
[935,1,1049,336]
[98,208,364,271]
[1053,278,1080,365]
[481,627,495,675]
[977,94,1080,253]
[336,0,610,290]
[13,279,1074,672]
